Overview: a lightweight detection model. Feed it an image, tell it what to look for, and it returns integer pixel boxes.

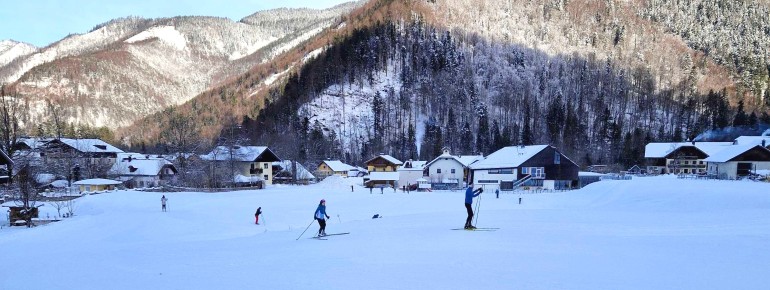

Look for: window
[437,168,442,174]
[684,161,689,165]
[264,175,269,180]
[263,163,268,169]
[451,169,456,174]
[554,152,561,164]
[477,180,499,184]
[521,167,528,174]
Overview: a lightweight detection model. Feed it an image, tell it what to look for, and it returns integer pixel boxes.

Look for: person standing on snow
[464,186,483,229]
[161,195,168,212]
[255,207,262,224]
[314,199,330,237]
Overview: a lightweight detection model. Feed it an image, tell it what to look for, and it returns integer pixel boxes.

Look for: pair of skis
[310,232,350,240]
[451,227,499,231]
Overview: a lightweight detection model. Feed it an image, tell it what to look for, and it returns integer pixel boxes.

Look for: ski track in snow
[1,175,769,289]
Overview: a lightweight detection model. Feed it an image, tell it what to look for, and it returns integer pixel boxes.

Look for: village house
[397,159,427,190]
[705,144,770,179]
[13,137,125,180]
[470,145,579,191]
[201,145,281,186]
[423,148,484,189]
[73,178,122,193]
[644,141,733,175]
[109,153,178,188]
[316,160,356,178]
[273,160,316,184]
[365,154,403,172]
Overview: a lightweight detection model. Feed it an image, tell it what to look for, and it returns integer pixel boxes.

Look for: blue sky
[0,0,353,47]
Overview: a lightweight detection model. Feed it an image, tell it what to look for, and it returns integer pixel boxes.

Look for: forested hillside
[115,0,770,171]
[236,0,770,170]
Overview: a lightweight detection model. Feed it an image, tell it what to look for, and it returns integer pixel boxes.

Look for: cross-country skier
[255,207,262,224]
[314,199,330,237]
[161,195,167,212]
[464,186,483,229]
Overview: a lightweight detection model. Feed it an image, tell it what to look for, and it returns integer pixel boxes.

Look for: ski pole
[296,219,316,240]
[473,185,484,226]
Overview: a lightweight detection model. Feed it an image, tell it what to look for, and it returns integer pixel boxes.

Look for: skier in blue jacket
[464,186,483,229]
[314,199,330,237]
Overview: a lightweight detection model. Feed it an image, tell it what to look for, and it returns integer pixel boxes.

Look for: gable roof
[201,146,281,162]
[73,178,121,185]
[365,154,403,166]
[704,144,770,163]
[734,136,770,147]
[109,153,177,176]
[321,160,356,172]
[398,160,427,171]
[425,151,484,169]
[274,160,316,179]
[470,145,549,170]
[644,142,733,158]
[51,138,124,154]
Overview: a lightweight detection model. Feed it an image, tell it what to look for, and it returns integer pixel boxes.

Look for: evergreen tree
[476,107,490,154]
[546,93,565,147]
[733,99,749,127]
[460,121,473,154]
[407,123,417,160]
[491,120,505,152]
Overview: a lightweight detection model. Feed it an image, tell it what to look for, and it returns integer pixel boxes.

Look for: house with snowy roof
[644,141,733,174]
[201,145,281,186]
[733,136,770,149]
[397,159,427,190]
[423,148,483,189]
[316,160,356,178]
[705,144,770,179]
[470,145,579,191]
[273,160,316,184]
[73,178,122,193]
[109,153,178,188]
[365,154,402,172]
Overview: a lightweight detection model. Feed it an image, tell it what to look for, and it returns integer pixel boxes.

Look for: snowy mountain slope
[426,0,734,96]
[1,176,769,289]
[0,40,37,68]
[1,4,359,130]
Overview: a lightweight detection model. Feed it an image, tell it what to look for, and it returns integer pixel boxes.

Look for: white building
[201,146,281,186]
[705,144,770,179]
[397,160,427,189]
[109,153,177,188]
[423,148,483,189]
[470,145,579,191]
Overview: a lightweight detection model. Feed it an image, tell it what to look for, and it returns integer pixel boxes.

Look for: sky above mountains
[0,0,352,47]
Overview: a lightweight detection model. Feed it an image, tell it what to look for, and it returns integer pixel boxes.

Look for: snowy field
[1,175,769,290]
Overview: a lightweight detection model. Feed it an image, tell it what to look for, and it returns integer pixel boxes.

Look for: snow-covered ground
[1,175,769,289]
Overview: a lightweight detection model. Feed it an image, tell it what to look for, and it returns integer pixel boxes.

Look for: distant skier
[314,199,330,237]
[255,207,262,224]
[495,189,499,199]
[161,195,168,212]
[464,186,483,229]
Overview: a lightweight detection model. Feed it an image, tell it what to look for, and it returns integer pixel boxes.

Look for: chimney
[691,140,695,145]
[763,139,766,147]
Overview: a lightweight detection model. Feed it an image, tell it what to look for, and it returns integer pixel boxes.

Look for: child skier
[255,207,262,224]
[314,199,330,237]
[161,195,168,212]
